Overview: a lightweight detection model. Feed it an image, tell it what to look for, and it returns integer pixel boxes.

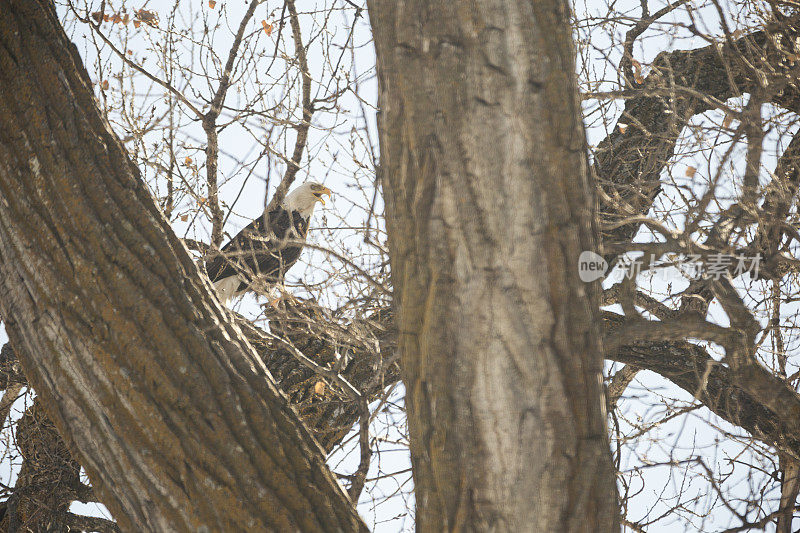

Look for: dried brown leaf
[135,9,159,26]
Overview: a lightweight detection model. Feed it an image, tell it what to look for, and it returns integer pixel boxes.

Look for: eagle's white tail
[213,275,242,304]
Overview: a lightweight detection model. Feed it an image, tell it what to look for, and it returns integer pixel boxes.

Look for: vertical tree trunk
[0,1,365,531]
[368,1,618,530]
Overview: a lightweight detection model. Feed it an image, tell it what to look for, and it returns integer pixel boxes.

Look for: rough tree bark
[368,1,618,531]
[0,1,366,531]
[0,301,396,531]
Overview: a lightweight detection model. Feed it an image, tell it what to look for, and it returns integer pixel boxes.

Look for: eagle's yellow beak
[314,186,332,206]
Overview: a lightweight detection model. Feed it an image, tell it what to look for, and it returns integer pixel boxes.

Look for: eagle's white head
[282,182,332,218]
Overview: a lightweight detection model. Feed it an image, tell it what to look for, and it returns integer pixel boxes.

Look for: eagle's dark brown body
[205,207,310,294]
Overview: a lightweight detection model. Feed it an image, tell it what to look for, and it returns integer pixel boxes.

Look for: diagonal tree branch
[0,1,366,530]
[595,18,800,254]
[604,311,800,460]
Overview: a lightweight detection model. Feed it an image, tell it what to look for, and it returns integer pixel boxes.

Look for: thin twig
[265,0,314,214]
[203,0,262,245]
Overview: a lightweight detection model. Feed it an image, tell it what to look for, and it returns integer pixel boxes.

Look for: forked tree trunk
[367,1,618,530]
[0,1,365,531]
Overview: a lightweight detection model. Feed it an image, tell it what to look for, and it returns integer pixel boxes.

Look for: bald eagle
[205,182,332,303]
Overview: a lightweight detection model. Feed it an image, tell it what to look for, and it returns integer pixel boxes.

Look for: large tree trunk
[0,1,365,531]
[368,1,618,531]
